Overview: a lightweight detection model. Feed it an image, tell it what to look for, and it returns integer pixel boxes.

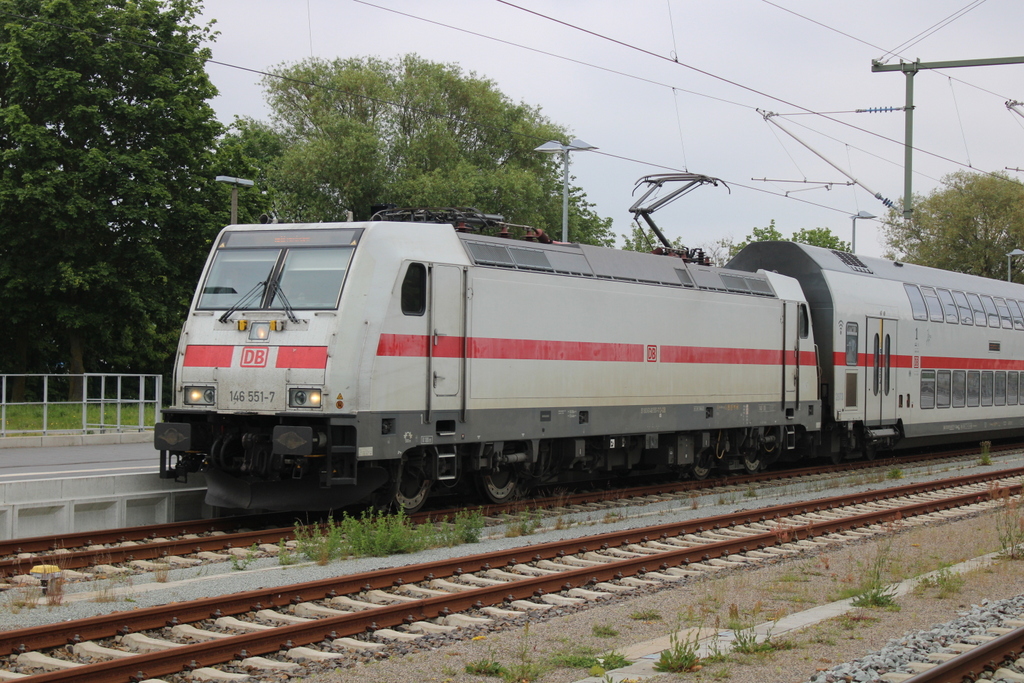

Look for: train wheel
[864,446,877,461]
[394,462,432,514]
[477,466,520,504]
[741,453,762,474]
[691,455,713,480]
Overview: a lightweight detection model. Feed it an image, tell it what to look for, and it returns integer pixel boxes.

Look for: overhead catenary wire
[0,5,1004,227]
[759,110,896,209]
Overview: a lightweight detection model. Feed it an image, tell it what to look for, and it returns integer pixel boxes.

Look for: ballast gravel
[0,453,1022,683]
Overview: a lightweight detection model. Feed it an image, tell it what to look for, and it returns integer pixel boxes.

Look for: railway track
[1,445,1011,580]
[0,468,1021,683]
[902,622,1024,683]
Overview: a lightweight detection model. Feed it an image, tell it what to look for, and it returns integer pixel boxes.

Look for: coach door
[865,317,898,425]
[428,265,466,416]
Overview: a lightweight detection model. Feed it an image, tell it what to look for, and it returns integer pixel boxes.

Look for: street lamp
[215,175,255,224]
[849,210,876,254]
[534,139,598,242]
[1007,249,1024,282]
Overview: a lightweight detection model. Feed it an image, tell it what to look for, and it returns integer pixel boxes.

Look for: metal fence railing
[0,374,162,437]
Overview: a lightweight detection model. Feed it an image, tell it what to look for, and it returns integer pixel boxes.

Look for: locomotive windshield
[197,228,361,311]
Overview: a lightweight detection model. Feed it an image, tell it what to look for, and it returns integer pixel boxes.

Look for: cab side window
[401,263,426,316]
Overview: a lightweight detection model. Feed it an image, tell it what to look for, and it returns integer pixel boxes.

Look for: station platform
[0,433,211,540]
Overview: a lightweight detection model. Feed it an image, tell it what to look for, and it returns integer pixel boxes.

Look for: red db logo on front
[240,347,268,367]
[646,345,658,362]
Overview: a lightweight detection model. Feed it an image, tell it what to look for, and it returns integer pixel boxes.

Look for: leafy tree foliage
[727,219,850,258]
[0,0,223,382]
[882,171,1024,280]
[257,54,613,245]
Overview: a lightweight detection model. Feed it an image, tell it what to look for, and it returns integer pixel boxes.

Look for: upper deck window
[980,295,1000,327]
[904,284,927,321]
[952,291,973,325]
[966,293,987,327]
[920,286,944,322]
[936,289,959,323]
[198,228,360,311]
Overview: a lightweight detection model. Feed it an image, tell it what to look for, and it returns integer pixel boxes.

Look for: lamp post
[1007,249,1024,282]
[849,210,876,254]
[215,175,255,224]
[534,139,598,242]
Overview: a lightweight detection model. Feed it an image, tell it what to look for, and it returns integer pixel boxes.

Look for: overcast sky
[198,0,1024,258]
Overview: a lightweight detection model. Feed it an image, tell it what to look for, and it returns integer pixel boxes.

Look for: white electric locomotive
[156,211,821,511]
[156,205,1024,512]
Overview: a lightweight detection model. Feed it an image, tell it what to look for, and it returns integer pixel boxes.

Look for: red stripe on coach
[275,346,328,368]
[183,345,234,367]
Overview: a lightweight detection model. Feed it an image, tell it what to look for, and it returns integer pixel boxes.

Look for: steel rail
[3,443,1015,574]
[902,624,1024,683]
[2,468,1019,655]
[6,460,1020,578]
[3,474,1019,682]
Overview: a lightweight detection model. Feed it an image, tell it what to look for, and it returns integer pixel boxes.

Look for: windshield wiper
[218,281,267,323]
[267,277,300,324]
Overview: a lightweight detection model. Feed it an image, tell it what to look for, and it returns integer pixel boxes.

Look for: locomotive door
[782,301,800,407]
[428,264,465,411]
[864,317,897,425]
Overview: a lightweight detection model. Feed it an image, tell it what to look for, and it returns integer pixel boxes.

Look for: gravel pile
[804,595,1024,683]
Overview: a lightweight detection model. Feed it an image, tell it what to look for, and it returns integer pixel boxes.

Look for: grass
[847,540,900,609]
[289,508,486,565]
[465,659,508,677]
[629,608,662,621]
[591,624,619,638]
[504,509,543,537]
[913,565,965,598]
[993,490,1024,559]
[653,630,702,673]
[1,401,157,435]
[886,467,904,480]
[979,440,992,466]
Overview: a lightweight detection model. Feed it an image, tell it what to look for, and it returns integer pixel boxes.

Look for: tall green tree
[726,219,850,258]
[259,54,613,245]
[882,171,1024,280]
[0,0,223,384]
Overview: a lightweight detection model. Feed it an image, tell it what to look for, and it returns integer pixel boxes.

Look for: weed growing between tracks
[289,508,486,564]
[994,488,1024,559]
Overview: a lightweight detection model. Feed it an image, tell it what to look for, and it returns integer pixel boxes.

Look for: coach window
[981,295,1000,327]
[981,371,994,406]
[952,370,966,408]
[966,293,987,327]
[936,370,951,408]
[920,370,935,409]
[921,286,944,322]
[995,371,1006,406]
[872,334,881,396]
[845,322,858,366]
[1009,371,1019,405]
[798,304,809,339]
[1009,300,1024,330]
[952,291,973,325]
[883,334,892,395]
[995,298,1013,329]
[904,284,928,321]
[937,289,959,323]
[401,263,426,316]
[967,371,980,407]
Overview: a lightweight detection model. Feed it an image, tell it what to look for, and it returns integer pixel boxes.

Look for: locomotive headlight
[289,388,322,408]
[184,386,216,406]
[248,321,271,341]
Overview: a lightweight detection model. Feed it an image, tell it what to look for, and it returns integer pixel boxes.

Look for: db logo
[240,347,269,368]
[646,345,658,362]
